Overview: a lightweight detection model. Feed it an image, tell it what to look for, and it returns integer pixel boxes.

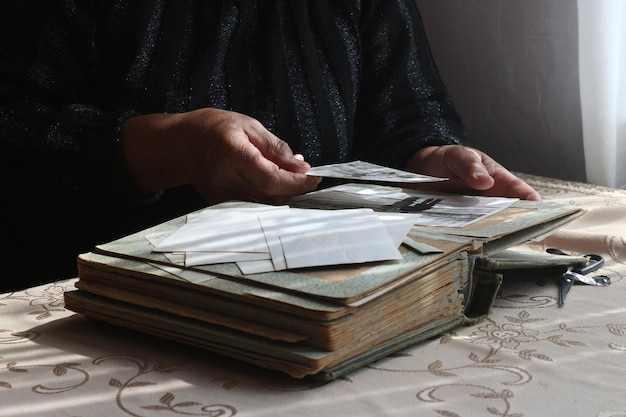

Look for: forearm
[121,113,189,195]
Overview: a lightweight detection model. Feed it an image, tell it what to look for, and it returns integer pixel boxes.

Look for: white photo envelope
[153,205,413,273]
[257,208,404,271]
[185,250,271,267]
[154,206,290,254]
[236,259,277,275]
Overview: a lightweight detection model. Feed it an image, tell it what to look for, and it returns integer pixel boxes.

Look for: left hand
[406,145,541,201]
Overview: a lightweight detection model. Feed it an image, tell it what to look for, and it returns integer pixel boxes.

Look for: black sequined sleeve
[354,0,467,169]
[0,1,137,205]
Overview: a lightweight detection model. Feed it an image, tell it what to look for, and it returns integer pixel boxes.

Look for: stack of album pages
[65,171,586,380]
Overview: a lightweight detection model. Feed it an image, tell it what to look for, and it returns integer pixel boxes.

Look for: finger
[489,171,542,201]
[458,151,540,200]
[442,147,541,200]
[244,122,311,173]
[236,143,321,200]
[469,149,541,200]
[443,147,495,191]
[511,183,542,201]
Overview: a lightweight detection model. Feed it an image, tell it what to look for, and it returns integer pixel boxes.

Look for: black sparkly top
[0,0,466,288]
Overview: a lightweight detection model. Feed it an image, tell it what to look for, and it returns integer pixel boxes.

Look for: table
[1,175,625,417]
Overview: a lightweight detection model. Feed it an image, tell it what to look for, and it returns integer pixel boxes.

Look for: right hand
[121,108,321,204]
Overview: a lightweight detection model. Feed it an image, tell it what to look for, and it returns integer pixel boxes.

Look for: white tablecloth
[1,175,625,417]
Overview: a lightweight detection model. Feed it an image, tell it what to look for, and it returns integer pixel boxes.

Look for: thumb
[446,147,496,191]
[246,126,311,174]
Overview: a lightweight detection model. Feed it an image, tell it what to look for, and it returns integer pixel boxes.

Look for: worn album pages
[65,183,584,379]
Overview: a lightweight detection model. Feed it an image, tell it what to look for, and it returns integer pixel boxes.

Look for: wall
[416,0,586,182]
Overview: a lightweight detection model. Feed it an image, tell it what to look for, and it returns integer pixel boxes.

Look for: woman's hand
[121,108,321,204]
[407,145,541,201]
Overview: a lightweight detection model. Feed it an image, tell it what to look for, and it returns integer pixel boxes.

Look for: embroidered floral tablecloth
[1,176,625,417]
